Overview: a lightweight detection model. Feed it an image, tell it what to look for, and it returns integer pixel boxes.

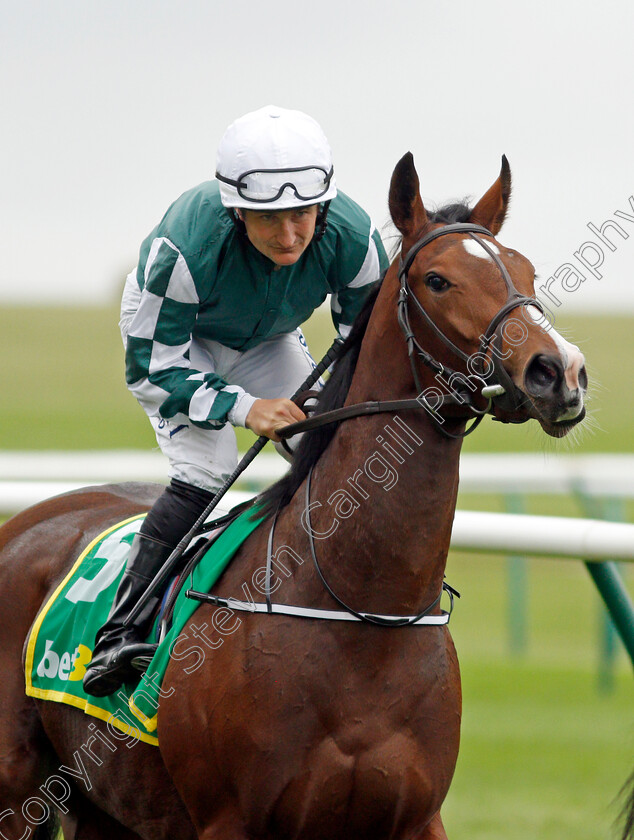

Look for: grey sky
[2,0,634,311]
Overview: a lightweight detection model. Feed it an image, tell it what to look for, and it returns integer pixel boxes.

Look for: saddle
[130,499,255,671]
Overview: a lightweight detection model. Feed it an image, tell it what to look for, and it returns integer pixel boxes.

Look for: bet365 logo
[36,639,92,682]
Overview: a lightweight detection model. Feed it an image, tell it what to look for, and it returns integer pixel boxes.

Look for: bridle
[397,222,543,437]
[278,221,544,443]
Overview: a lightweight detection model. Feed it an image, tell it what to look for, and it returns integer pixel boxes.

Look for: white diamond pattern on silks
[188,383,220,423]
[164,249,199,305]
[128,290,163,341]
[148,340,191,377]
[346,228,382,288]
[128,379,170,417]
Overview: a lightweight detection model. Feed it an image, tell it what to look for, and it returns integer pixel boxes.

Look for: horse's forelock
[387,200,474,260]
[428,201,473,225]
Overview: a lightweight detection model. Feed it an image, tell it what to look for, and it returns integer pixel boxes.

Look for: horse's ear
[389,152,429,239]
[469,155,512,235]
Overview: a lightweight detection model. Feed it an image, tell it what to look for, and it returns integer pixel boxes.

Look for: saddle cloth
[25,505,264,745]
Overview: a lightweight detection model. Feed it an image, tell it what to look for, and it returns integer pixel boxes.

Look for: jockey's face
[238,205,319,266]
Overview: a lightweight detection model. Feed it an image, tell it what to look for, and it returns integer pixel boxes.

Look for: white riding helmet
[216,105,337,210]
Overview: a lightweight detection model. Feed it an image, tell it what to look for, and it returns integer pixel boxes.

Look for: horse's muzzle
[523,352,588,435]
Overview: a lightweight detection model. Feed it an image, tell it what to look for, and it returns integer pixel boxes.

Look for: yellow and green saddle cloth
[25,506,263,746]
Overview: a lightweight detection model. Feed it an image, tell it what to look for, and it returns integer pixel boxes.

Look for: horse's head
[387,152,587,437]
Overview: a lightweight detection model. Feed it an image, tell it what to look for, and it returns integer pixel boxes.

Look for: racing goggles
[215,165,334,204]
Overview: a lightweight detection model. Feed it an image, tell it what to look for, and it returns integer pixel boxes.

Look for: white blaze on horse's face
[524,304,587,412]
[462,239,500,260]
[457,234,587,430]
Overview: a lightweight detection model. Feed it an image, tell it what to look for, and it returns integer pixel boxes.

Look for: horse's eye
[425,273,450,293]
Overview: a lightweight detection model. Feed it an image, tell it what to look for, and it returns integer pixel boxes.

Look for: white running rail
[1,452,633,562]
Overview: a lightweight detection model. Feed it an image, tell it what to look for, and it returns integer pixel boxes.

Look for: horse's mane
[257,282,381,517]
[256,201,473,517]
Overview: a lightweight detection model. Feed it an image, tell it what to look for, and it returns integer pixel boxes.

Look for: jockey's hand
[245,398,306,442]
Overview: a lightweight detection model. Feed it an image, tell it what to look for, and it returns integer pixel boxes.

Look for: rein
[186,463,458,627]
[299,465,457,625]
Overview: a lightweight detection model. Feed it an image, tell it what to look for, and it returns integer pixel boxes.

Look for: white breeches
[148,329,316,492]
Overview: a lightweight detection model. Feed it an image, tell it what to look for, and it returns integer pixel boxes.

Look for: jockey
[83,104,388,697]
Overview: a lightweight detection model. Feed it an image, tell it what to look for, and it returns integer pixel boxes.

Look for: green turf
[1,305,631,452]
[444,552,633,839]
[1,306,154,450]
[462,314,634,454]
[446,659,632,839]
[0,304,337,451]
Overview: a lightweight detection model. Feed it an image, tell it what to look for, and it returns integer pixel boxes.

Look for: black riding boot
[82,534,173,697]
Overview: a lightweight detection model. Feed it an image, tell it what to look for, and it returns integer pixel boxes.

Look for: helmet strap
[230,208,247,237]
[314,200,331,242]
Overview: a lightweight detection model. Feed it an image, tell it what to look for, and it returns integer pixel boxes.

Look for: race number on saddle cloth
[25,507,264,743]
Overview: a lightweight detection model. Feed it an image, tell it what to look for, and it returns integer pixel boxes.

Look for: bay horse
[0,153,587,839]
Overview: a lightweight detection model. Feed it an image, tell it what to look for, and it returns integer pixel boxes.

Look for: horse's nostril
[579,365,588,391]
[525,354,563,395]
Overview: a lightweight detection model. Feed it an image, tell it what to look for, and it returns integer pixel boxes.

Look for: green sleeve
[124,237,240,429]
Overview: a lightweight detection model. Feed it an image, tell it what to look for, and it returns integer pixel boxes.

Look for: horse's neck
[296,299,464,615]
[303,417,461,613]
